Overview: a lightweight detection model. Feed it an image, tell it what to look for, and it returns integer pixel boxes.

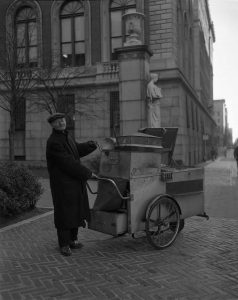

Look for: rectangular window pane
[75,42,85,54]
[75,54,85,66]
[61,18,71,42]
[62,55,72,67]
[111,11,122,37]
[111,37,122,52]
[17,48,26,64]
[62,43,72,54]
[17,24,25,47]
[29,46,37,62]
[75,41,85,63]
[75,16,84,41]
[62,44,72,66]
[28,22,37,45]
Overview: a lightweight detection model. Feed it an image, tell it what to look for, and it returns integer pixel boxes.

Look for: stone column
[115,12,152,135]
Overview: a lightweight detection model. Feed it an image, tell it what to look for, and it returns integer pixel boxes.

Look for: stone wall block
[121,81,141,101]
[120,60,142,81]
[121,100,143,121]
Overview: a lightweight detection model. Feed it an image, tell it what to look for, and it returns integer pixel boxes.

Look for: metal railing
[87,176,130,201]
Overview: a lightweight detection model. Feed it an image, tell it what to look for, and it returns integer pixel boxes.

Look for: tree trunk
[8,118,15,161]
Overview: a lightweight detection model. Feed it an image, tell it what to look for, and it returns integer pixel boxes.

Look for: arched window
[110,0,136,60]
[60,1,85,67]
[15,6,38,67]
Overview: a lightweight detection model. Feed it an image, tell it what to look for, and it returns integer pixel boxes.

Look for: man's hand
[91,173,99,179]
[88,140,97,148]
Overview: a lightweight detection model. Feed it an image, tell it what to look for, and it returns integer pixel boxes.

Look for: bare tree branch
[0,26,37,160]
[29,66,105,120]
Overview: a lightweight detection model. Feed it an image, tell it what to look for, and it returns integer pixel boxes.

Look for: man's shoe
[60,246,72,256]
[69,240,83,249]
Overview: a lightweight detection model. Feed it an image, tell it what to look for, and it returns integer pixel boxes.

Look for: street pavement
[1,154,238,299]
[205,152,238,219]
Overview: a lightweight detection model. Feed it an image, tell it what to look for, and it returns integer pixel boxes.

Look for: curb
[0,210,53,233]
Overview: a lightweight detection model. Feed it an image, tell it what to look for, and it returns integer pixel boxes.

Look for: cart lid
[138,127,178,165]
[101,133,163,153]
[117,132,162,147]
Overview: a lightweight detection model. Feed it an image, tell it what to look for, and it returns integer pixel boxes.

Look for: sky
[209,0,238,142]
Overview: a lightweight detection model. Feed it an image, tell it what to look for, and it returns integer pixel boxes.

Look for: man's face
[51,117,66,131]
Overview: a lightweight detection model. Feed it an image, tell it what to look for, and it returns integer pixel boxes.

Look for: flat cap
[47,113,65,123]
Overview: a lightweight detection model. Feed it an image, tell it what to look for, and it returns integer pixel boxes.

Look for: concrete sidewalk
[1,158,238,299]
[205,156,238,220]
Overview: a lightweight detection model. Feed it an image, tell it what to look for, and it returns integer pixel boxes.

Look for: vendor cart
[87,128,208,250]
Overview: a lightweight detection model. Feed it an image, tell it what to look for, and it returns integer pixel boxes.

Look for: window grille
[15,98,26,131]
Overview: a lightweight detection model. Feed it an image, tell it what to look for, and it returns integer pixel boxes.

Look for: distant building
[213,99,226,135]
[0,0,216,166]
[213,99,232,150]
[227,128,233,147]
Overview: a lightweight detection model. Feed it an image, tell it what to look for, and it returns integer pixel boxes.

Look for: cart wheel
[170,219,185,232]
[146,196,180,249]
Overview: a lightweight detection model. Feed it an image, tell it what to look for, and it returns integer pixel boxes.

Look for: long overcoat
[234,146,238,161]
[46,129,97,229]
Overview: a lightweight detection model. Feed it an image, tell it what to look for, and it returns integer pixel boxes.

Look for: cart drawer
[166,179,203,195]
[88,210,127,236]
[165,167,204,195]
[171,167,204,182]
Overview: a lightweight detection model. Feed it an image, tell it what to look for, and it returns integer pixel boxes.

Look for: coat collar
[52,129,67,135]
[52,129,79,159]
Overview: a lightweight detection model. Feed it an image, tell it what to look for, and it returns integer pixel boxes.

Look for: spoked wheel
[170,219,185,232]
[146,196,180,249]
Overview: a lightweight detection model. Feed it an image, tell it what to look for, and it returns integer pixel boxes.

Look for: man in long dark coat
[234,144,238,172]
[46,113,97,256]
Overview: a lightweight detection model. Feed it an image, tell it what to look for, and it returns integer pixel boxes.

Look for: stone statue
[146,73,163,128]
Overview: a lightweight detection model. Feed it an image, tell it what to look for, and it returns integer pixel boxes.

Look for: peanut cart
[87,128,208,249]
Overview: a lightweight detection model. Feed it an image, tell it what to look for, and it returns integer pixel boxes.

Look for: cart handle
[87,176,130,200]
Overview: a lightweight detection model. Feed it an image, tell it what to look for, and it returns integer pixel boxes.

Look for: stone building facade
[0,0,216,166]
[213,99,232,152]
